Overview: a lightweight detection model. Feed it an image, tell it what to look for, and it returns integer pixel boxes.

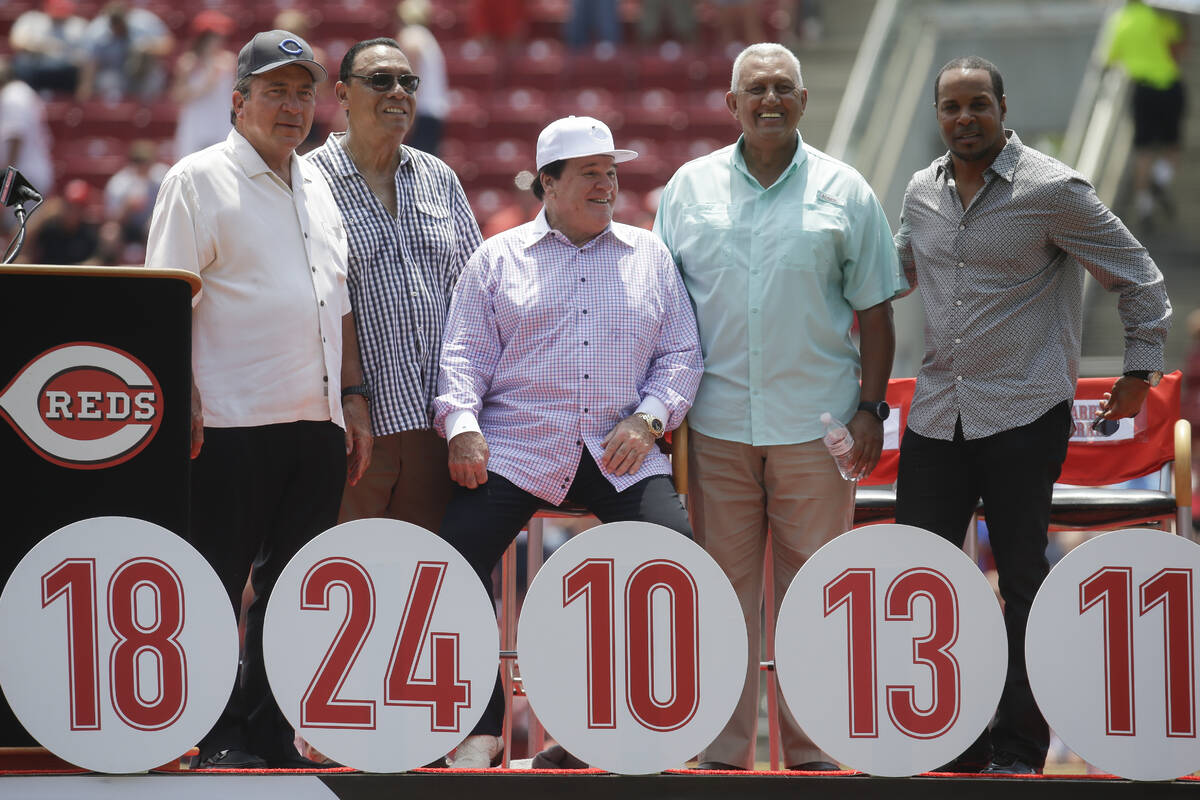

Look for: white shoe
[447,734,503,769]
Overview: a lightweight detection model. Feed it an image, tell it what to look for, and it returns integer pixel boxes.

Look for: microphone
[0,166,43,207]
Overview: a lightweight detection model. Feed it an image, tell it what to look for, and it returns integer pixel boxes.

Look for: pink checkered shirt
[434,210,702,505]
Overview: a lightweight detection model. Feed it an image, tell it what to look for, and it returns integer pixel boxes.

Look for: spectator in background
[1105,0,1189,230]
[637,0,696,46]
[0,58,55,202]
[78,1,173,101]
[711,1,765,48]
[396,0,449,156]
[8,0,87,93]
[565,0,621,50]
[103,138,168,256]
[30,179,99,265]
[468,0,527,52]
[172,10,236,158]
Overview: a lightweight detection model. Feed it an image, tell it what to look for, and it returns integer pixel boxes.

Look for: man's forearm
[857,300,895,401]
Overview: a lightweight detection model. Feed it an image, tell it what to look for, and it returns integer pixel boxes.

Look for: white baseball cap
[535,116,638,171]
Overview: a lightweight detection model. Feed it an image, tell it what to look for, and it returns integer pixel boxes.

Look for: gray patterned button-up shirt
[308,132,482,436]
[894,131,1171,441]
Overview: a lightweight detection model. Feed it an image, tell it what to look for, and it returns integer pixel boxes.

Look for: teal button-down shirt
[654,133,906,446]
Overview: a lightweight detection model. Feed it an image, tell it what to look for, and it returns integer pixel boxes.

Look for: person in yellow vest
[1105,0,1188,229]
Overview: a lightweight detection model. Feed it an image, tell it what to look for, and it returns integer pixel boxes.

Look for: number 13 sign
[775,524,1008,776]
[0,517,238,773]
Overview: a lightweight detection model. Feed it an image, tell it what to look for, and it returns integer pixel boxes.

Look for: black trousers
[439,449,692,738]
[895,401,1071,769]
[190,420,346,764]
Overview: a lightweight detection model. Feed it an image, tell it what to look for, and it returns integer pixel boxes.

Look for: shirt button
[323,375,328,382]
[955,300,962,306]
[319,300,325,306]
[311,266,316,273]
[583,407,589,413]
[583,340,589,346]
[957,262,964,268]
[583,374,589,379]
[582,309,588,314]
[751,307,759,314]
[304,232,308,239]
[954,338,961,344]
[958,224,965,231]
[576,440,582,446]
[580,277,586,283]
[751,269,760,275]
[956,375,963,381]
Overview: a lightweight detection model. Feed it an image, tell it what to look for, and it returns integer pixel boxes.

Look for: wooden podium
[0,265,199,745]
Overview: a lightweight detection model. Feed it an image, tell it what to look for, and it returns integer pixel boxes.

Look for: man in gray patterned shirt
[894,56,1171,775]
[308,37,482,532]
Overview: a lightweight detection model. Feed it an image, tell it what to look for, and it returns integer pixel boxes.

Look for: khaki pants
[688,429,854,768]
[338,428,454,533]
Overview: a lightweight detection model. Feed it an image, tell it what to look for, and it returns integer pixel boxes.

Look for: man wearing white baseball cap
[433,115,702,768]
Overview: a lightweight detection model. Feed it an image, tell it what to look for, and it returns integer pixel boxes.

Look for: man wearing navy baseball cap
[145,29,371,769]
[432,115,703,768]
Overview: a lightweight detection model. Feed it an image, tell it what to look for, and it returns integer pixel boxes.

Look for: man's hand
[449,431,489,489]
[845,410,883,480]
[343,395,373,486]
[190,380,204,459]
[601,416,656,476]
[1096,376,1152,423]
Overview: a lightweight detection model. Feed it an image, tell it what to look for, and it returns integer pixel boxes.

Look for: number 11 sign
[1026,529,1200,781]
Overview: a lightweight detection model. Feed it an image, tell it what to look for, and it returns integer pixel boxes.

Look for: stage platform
[1,765,1197,800]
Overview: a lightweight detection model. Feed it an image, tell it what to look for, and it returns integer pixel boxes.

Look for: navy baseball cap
[237,29,327,83]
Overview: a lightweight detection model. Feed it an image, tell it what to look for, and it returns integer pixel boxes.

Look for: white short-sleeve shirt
[145,129,351,429]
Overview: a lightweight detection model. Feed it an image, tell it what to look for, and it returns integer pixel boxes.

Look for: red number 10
[42,557,188,731]
[1080,567,1194,738]
[564,559,700,732]
[824,567,961,740]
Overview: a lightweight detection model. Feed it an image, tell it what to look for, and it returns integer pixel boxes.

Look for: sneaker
[447,734,503,769]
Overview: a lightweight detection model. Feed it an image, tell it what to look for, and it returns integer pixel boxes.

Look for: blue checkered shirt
[307,133,482,436]
[434,210,703,504]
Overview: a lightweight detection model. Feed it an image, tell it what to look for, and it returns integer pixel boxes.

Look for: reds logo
[0,342,164,470]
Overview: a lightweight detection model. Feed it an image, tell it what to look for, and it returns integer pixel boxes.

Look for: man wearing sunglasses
[308,38,482,536]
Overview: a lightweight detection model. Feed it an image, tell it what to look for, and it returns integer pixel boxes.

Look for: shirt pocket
[780,204,842,274]
[679,203,736,271]
[413,197,456,264]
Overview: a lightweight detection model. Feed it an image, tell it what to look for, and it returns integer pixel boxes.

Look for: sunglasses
[349,72,420,94]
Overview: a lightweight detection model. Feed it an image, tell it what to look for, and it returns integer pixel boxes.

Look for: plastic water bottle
[820,412,856,481]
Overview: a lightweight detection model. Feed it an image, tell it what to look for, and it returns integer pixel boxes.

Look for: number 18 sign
[0,516,238,773]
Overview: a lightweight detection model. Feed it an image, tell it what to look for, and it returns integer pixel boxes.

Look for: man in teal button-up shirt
[654,42,905,771]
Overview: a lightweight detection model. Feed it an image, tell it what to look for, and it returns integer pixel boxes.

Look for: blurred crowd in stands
[0,0,825,266]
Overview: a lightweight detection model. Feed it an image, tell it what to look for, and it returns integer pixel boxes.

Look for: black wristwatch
[857,400,890,421]
[341,383,371,402]
[1123,370,1163,387]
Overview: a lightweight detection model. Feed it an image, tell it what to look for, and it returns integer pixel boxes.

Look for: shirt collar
[730,130,808,185]
[521,207,634,250]
[227,128,307,187]
[935,129,1022,183]
[325,130,411,177]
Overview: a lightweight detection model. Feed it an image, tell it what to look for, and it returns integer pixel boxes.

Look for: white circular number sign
[1027,529,1200,781]
[517,521,746,775]
[0,516,238,773]
[775,523,1007,776]
[263,518,498,773]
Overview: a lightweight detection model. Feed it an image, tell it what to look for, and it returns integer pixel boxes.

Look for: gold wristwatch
[634,412,665,439]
